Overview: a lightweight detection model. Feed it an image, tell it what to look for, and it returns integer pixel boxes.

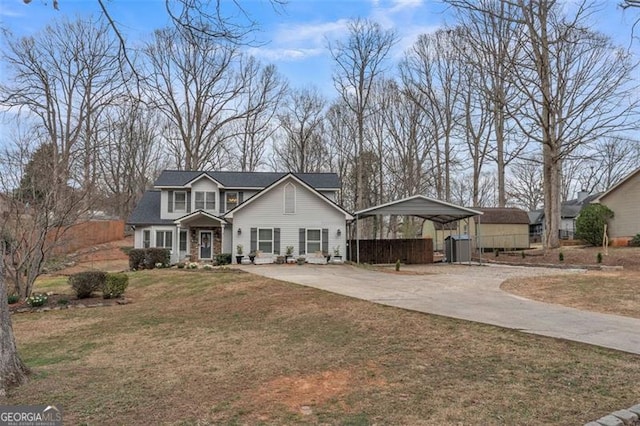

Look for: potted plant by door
[332,246,343,263]
[285,246,294,262]
[236,244,244,264]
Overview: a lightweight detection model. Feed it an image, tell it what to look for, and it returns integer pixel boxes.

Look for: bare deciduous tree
[328,18,398,210]
[272,87,328,173]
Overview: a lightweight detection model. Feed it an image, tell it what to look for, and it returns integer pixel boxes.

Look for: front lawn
[5,269,640,424]
[502,270,640,319]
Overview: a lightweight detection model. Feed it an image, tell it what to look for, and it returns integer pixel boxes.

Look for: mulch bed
[8,293,128,314]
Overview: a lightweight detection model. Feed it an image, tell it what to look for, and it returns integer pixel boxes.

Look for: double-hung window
[257,228,274,254]
[156,230,173,249]
[173,191,187,213]
[195,191,215,211]
[143,230,151,248]
[306,229,322,254]
[226,192,238,211]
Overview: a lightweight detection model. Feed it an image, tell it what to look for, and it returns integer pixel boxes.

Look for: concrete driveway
[239,263,640,355]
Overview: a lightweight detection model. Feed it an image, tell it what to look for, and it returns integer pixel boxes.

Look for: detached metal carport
[351,195,483,264]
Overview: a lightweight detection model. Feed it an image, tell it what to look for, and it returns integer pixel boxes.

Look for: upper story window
[284,183,296,214]
[173,191,187,213]
[195,191,215,211]
[226,192,238,210]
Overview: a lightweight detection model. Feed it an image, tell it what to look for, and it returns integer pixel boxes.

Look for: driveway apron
[239,263,640,355]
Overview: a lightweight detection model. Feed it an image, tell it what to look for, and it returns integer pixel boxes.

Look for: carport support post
[477,214,482,265]
[356,214,360,264]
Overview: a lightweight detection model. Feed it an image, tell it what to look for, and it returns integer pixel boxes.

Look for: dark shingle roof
[126,190,174,225]
[154,170,340,189]
[561,193,601,218]
[475,207,529,225]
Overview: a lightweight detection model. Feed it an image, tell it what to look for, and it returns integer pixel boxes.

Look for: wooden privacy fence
[49,220,125,256]
[348,238,434,264]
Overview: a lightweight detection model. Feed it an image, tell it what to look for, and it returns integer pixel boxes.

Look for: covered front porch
[174,211,228,263]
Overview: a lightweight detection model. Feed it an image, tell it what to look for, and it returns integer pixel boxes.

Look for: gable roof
[174,210,228,225]
[474,207,529,225]
[354,195,482,224]
[224,173,354,220]
[126,190,174,226]
[154,170,341,189]
[592,167,640,203]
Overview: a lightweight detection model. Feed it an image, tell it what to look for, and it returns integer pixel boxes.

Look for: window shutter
[250,228,257,253]
[168,190,174,213]
[186,191,192,213]
[322,228,329,254]
[239,192,244,203]
[299,228,306,255]
[274,228,280,254]
[219,191,225,214]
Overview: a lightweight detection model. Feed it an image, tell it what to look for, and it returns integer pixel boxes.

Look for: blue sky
[0,0,639,97]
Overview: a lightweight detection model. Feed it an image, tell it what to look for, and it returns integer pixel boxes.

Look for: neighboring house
[423,207,529,251]
[529,191,601,240]
[127,171,353,263]
[592,167,640,245]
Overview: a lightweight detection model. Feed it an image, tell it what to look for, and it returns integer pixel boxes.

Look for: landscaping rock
[584,423,601,426]
[628,405,640,416]
[76,304,87,308]
[300,406,313,415]
[611,410,639,424]
[116,299,129,305]
[596,415,625,426]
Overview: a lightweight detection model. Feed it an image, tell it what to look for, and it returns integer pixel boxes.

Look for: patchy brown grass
[4,268,640,425]
[502,270,640,319]
[494,246,640,270]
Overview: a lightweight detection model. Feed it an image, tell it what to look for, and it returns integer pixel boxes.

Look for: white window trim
[225,191,239,211]
[155,229,173,249]
[195,191,216,212]
[283,183,296,214]
[306,228,322,254]
[257,227,274,254]
[173,191,187,213]
[198,230,213,260]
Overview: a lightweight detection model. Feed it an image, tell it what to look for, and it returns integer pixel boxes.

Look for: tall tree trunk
[0,247,30,397]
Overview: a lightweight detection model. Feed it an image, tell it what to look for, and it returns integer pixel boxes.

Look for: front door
[200,231,212,260]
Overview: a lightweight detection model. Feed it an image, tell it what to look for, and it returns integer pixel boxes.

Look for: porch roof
[174,210,228,226]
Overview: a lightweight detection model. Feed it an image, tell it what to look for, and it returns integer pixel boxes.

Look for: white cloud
[389,0,424,13]
[274,19,351,47]
[0,5,24,18]
[247,47,324,62]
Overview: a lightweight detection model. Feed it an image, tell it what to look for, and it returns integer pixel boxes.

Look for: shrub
[177,262,185,269]
[26,294,48,307]
[216,253,232,265]
[494,249,499,257]
[188,262,198,269]
[69,271,107,299]
[597,252,603,264]
[559,252,564,262]
[575,204,614,246]
[395,259,400,271]
[521,250,526,259]
[145,248,170,268]
[128,248,171,270]
[203,264,214,270]
[58,298,69,306]
[103,273,129,299]
[128,249,146,270]
[7,294,19,304]
[630,233,640,247]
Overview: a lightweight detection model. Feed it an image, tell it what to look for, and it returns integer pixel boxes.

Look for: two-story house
[127,170,353,264]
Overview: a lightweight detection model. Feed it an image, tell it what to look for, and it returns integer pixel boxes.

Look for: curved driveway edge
[239,263,640,355]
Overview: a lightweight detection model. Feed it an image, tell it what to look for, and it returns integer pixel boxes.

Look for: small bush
[7,294,20,304]
[103,273,129,299]
[177,262,185,269]
[120,246,134,256]
[203,264,214,270]
[559,252,564,262]
[630,233,640,247]
[188,262,198,269]
[69,271,107,299]
[216,253,232,265]
[597,252,603,264]
[128,248,171,270]
[128,249,146,270]
[395,259,400,271]
[575,204,614,246]
[58,298,69,306]
[494,249,499,257]
[26,294,48,307]
[145,248,170,268]
[521,251,526,259]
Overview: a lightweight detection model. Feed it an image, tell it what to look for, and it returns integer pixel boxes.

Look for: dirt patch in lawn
[502,270,640,318]
[48,237,132,275]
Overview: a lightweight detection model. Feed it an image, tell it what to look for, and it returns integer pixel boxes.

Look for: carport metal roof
[353,195,482,224]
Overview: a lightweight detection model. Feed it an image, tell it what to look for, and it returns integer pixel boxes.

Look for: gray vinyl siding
[232,179,346,257]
